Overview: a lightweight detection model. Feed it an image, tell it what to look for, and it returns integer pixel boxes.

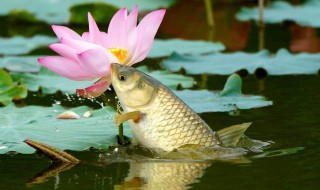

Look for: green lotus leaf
[0,36,224,58]
[173,74,273,113]
[0,69,27,106]
[11,67,95,95]
[0,56,42,73]
[11,66,193,95]
[236,0,320,27]
[137,66,194,89]
[149,39,225,58]
[162,49,320,75]
[0,36,57,56]
[0,0,176,24]
[0,105,130,154]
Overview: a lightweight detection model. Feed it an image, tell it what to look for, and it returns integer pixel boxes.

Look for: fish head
[111,63,158,108]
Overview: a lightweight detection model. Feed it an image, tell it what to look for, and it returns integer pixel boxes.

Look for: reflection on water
[27,162,76,187]
[0,144,304,190]
[23,143,303,190]
[25,146,304,190]
[114,162,211,190]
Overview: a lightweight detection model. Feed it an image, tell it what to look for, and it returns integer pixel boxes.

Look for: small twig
[24,139,80,163]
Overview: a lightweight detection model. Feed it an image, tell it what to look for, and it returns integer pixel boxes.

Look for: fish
[114,162,211,190]
[111,63,253,153]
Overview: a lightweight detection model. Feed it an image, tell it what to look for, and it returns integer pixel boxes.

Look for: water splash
[251,146,305,159]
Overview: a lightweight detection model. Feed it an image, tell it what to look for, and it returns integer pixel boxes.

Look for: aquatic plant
[38,6,165,98]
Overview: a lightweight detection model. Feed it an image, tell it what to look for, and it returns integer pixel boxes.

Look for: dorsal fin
[217,122,252,147]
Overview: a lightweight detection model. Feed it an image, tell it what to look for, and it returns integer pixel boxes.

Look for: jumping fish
[111,63,253,153]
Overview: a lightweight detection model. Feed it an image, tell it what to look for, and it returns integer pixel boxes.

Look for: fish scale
[111,64,255,153]
[128,84,221,152]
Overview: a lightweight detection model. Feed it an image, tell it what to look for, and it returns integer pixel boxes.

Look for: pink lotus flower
[38,6,165,97]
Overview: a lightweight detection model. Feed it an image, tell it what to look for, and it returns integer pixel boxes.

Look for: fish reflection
[110,144,254,190]
[114,162,211,190]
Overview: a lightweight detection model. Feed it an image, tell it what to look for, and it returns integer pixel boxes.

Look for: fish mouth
[111,63,120,76]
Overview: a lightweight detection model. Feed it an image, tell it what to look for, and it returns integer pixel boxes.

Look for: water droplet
[83,111,92,118]
[0,146,8,150]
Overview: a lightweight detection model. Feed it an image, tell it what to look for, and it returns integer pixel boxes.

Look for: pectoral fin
[217,122,252,147]
[114,111,141,126]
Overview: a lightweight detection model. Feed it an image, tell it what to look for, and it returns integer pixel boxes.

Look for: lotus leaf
[0,56,42,73]
[162,49,320,75]
[0,0,176,24]
[0,36,224,58]
[0,105,130,154]
[149,39,225,58]
[236,0,320,27]
[174,74,272,113]
[0,36,57,55]
[11,66,193,95]
[0,69,27,106]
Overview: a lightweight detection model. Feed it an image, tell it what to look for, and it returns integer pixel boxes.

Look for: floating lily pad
[137,66,194,89]
[0,105,130,154]
[0,36,57,55]
[0,0,176,24]
[0,56,42,73]
[0,69,27,106]
[0,36,224,58]
[11,66,193,95]
[174,74,272,113]
[11,67,95,95]
[236,0,320,27]
[149,39,225,58]
[162,49,320,75]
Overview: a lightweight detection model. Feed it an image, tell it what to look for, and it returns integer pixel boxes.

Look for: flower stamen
[108,47,128,64]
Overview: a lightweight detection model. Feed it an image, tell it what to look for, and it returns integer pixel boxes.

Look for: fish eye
[118,74,126,81]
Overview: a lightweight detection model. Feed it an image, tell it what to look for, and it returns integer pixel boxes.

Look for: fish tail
[217,122,252,147]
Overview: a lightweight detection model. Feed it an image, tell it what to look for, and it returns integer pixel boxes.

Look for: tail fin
[217,122,252,147]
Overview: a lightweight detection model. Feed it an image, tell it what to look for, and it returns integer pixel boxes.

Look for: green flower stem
[258,0,265,50]
[118,123,124,145]
[204,0,214,27]
[258,0,264,26]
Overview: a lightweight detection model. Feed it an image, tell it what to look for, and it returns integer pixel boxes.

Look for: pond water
[1,0,320,190]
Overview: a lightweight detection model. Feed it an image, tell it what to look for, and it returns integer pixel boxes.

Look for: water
[1,0,320,189]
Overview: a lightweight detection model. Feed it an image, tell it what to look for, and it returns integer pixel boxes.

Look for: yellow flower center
[108,47,128,64]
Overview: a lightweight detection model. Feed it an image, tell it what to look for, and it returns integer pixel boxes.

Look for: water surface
[1,1,320,189]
